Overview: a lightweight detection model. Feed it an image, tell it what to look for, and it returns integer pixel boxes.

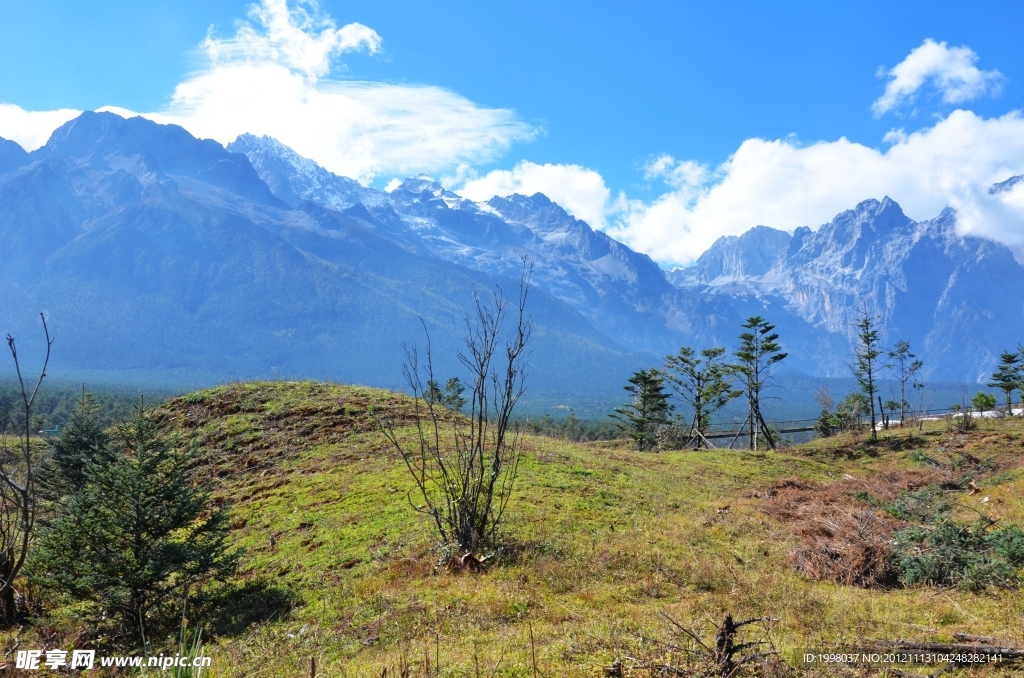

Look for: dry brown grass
[760,470,954,588]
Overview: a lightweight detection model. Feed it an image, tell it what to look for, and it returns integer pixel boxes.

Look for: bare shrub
[377,261,533,551]
[0,314,52,623]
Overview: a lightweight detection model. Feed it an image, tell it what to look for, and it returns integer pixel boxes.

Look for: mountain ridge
[2,112,1023,401]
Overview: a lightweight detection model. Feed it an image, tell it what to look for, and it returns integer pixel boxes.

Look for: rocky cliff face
[669,197,1024,380]
[226,134,384,209]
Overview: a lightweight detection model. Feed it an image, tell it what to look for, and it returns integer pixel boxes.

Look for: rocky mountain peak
[228,132,381,209]
[37,111,227,176]
[0,137,29,175]
[667,224,791,286]
[393,174,442,193]
[990,175,1023,194]
[486,193,572,230]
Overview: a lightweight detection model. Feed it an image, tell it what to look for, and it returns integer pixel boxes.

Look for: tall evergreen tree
[988,351,1023,414]
[852,310,885,440]
[31,403,238,647]
[664,346,740,448]
[610,369,672,451]
[731,317,787,450]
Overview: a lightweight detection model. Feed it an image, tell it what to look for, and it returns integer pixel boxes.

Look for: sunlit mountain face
[2,112,1022,405]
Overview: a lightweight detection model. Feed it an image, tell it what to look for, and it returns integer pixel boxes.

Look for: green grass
[15,381,1024,676]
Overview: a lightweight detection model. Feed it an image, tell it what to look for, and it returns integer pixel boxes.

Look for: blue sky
[3,0,1024,264]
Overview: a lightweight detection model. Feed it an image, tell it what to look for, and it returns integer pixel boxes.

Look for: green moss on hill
[17,381,1024,676]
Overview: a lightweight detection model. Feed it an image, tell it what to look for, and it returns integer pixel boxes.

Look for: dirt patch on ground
[759,470,955,587]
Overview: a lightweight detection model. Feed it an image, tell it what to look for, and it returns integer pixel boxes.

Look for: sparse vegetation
[377,262,534,551]
[3,379,1024,675]
[0,315,51,623]
[887,339,922,425]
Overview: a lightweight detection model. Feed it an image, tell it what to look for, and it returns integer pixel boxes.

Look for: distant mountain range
[667,197,1024,382]
[1,111,1022,409]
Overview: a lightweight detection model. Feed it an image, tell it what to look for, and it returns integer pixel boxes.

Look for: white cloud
[607,109,1024,265]
[2,0,535,184]
[455,160,614,230]
[205,0,381,80]
[0,104,81,151]
[872,39,1004,117]
[644,154,708,189]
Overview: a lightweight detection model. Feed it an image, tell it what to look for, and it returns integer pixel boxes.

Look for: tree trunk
[0,554,18,626]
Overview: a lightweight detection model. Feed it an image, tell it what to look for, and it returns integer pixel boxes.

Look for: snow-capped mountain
[669,197,1024,380]
[226,134,386,210]
[229,130,1024,381]
[2,111,1022,401]
[0,112,650,397]
[226,135,734,355]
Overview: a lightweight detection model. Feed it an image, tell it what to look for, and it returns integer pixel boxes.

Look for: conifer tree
[664,346,740,448]
[731,317,787,450]
[610,368,672,451]
[32,402,237,647]
[48,388,110,493]
[988,351,1023,414]
[852,310,885,440]
[425,376,467,411]
[887,340,923,425]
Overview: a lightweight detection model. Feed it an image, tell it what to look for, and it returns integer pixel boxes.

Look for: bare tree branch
[375,259,533,551]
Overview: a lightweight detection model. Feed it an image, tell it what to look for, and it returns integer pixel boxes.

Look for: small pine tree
[610,368,672,451]
[988,351,1023,415]
[852,310,885,440]
[48,388,110,493]
[664,346,741,448]
[813,386,836,438]
[31,402,238,647]
[887,340,923,425]
[971,391,997,414]
[836,392,867,432]
[563,410,582,441]
[425,376,467,411]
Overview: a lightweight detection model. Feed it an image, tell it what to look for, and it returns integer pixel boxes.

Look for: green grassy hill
[18,381,1024,676]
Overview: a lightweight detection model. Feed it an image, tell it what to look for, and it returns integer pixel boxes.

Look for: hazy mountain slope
[0,138,29,176]
[232,133,1024,381]
[0,113,648,398]
[4,112,1022,399]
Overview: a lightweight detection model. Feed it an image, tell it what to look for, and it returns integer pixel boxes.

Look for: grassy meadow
[11,380,1024,676]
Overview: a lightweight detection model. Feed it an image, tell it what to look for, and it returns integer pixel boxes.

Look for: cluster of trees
[0,383,171,438]
[815,311,926,441]
[610,316,787,452]
[0,318,236,651]
[518,412,621,442]
[837,311,1022,439]
[610,309,947,449]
